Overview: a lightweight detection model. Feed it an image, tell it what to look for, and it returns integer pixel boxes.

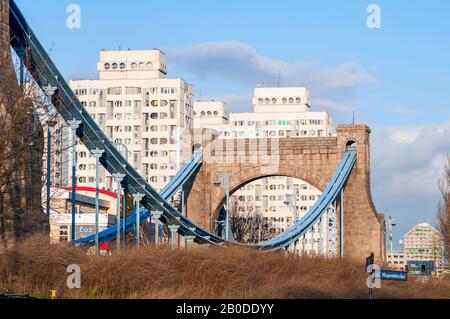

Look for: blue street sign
[378,270,408,281]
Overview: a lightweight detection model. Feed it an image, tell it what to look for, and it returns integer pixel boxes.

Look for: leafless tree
[0,0,49,248]
[437,155,450,266]
[229,200,274,244]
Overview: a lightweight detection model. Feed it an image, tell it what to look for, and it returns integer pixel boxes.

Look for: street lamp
[42,84,57,220]
[67,119,82,243]
[214,172,230,241]
[284,192,299,255]
[113,142,128,250]
[388,216,397,256]
[284,193,299,223]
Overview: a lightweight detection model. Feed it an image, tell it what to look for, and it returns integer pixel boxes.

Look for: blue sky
[15,0,450,248]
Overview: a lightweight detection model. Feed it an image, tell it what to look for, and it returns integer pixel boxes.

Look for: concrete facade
[184,125,386,262]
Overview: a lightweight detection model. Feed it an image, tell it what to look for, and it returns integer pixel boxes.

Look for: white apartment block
[70,49,194,192]
[404,223,445,269]
[387,251,406,271]
[193,86,335,252]
[193,100,229,130]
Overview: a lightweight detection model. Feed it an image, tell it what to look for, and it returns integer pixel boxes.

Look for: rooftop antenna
[278,70,281,87]
[198,90,202,102]
[352,111,355,125]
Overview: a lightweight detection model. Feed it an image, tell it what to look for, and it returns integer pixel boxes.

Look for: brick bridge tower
[184,125,386,262]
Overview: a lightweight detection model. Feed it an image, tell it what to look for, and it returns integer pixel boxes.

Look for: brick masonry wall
[186,125,385,262]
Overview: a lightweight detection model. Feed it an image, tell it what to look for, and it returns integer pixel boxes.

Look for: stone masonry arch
[183,125,386,262]
[212,172,327,222]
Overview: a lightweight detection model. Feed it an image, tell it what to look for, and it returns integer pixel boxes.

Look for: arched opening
[346,139,357,150]
[214,175,323,245]
[192,143,202,152]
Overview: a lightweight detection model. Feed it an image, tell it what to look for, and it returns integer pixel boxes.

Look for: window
[289,98,294,103]
[146,62,153,69]
[120,63,126,70]
[125,87,142,94]
[112,63,118,70]
[310,119,323,125]
[108,87,122,95]
[59,226,68,242]
[150,113,158,119]
[296,97,301,103]
[160,100,168,107]
[104,63,111,70]
[89,101,96,107]
[161,87,176,94]
[131,63,137,69]
[139,62,145,69]
[272,98,277,104]
[160,112,168,119]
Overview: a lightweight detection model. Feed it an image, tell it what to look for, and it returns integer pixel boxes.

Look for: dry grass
[0,235,449,299]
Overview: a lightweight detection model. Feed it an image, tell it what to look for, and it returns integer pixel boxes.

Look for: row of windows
[194,110,220,116]
[76,86,177,97]
[235,194,317,202]
[104,62,153,71]
[257,97,303,104]
[221,129,324,138]
[238,183,311,191]
[232,119,324,127]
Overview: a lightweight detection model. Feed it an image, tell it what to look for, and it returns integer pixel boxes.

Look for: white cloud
[372,121,450,195]
[166,41,376,115]
[198,94,252,113]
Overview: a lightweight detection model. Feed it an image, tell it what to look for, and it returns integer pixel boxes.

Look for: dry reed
[0,235,449,299]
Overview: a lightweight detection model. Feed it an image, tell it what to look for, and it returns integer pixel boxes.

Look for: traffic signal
[365,253,375,271]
